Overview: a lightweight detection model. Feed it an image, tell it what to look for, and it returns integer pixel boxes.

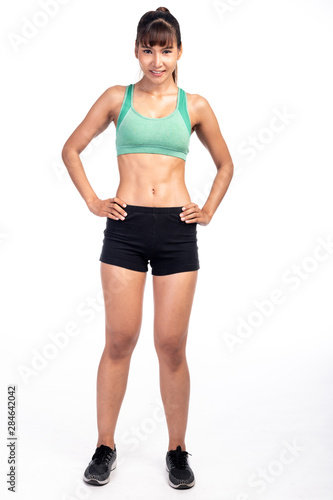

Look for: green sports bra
[116,83,192,161]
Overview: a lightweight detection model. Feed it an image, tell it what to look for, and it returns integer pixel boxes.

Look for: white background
[1,0,333,499]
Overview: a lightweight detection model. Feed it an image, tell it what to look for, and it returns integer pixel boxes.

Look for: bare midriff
[115,153,192,207]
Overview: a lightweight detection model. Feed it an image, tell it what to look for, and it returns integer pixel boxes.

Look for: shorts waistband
[125,204,183,214]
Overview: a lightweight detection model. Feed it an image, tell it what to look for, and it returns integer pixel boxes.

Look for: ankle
[168,443,186,452]
[97,439,115,449]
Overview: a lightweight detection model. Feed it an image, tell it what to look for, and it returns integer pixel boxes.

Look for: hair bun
[156,6,170,13]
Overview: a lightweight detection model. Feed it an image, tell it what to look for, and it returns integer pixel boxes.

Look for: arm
[61,86,127,219]
[184,95,234,224]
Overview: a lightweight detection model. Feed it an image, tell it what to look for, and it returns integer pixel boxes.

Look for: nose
[153,52,162,67]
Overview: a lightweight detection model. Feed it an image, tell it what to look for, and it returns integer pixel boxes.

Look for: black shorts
[99,204,200,276]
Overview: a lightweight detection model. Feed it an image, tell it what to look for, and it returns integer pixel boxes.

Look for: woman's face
[135,38,182,83]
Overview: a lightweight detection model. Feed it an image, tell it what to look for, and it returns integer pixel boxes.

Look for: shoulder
[105,84,129,96]
[185,92,209,107]
[101,84,129,104]
[184,91,213,127]
[96,85,130,120]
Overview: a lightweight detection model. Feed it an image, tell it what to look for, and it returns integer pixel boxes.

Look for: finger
[182,203,197,210]
[180,210,190,219]
[180,204,198,216]
[113,197,127,208]
[110,210,126,220]
[106,212,120,220]
[180,207,190,216]
[184,216,198,223]
[181,212,198,222]
[109,203,127,218]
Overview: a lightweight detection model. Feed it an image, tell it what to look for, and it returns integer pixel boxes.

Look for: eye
[142,49,172,54]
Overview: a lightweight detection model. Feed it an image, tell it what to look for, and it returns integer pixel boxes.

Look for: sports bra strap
[178,88,192,135]
[116,85,131,130]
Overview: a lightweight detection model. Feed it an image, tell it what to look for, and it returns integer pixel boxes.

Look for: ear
[134,43,138,59]
[177,42,183,60]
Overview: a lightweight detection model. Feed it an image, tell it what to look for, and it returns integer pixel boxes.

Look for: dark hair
[135,7,182,84]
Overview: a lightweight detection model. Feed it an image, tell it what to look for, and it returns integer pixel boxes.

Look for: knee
[154,335,186,370]
[105,329,139,360]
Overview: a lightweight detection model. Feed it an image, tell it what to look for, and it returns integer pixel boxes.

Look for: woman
[62,6,233,490]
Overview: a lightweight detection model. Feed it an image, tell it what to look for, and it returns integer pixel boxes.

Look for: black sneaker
[83,444,117,485]
[166,445,195,489]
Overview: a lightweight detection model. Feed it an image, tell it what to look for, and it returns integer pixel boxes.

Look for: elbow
[61,142,70,162]
[61,144,78,164]
[218,160,234,180]
[228,162,234,179]
[226,159,234,179]
[61,146,67,163]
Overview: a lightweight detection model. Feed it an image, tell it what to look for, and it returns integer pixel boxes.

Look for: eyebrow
[141,44,174,49]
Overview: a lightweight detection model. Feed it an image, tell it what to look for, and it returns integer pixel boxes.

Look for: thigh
[153,271,198,349]
[101,262,147,343]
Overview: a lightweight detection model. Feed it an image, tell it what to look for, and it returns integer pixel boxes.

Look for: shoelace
[169,448,192,469]
[92,445,113,465]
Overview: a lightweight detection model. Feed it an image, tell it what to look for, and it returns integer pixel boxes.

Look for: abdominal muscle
[115,153,192,207]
